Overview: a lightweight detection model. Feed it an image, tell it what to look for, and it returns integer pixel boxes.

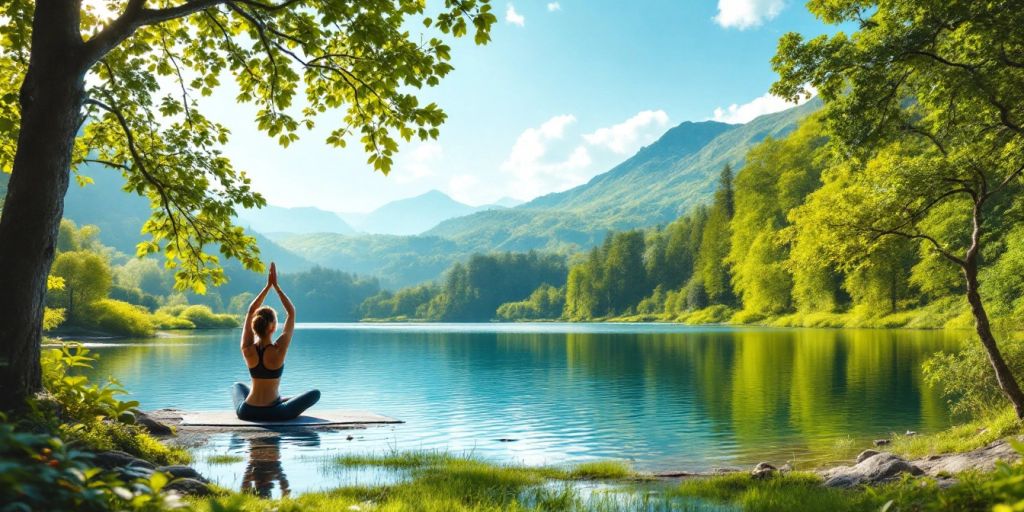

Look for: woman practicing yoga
[232,262,320,421]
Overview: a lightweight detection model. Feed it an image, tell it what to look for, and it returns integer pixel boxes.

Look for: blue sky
[204,0,833,212]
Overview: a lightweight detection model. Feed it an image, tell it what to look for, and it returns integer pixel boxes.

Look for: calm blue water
[77,323,962,497]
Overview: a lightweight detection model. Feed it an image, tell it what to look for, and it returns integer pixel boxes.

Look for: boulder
[856,450,880,463]
[93,450,156,471]
[751,462,778,480]
[136,411,174,436]
[164,478,212,497]
[156,465,208,483]
[821,452,922,488]
[873,439,891,447]
[915,440,1021,476]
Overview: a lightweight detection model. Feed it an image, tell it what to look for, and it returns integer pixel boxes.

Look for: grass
[672,470,1014,512]
[195,454,657,512]
[889,408,1023,459]
[567,461,633,480]
[206,454,244,465]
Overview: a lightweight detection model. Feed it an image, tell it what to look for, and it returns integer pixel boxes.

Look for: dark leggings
[232,383,321,421]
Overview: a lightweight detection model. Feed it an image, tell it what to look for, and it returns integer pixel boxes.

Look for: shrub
[179,305,239,329]
[923,336,1024,418]
[150,312,196,330]
[84,299,155,337]
[36,344,188,465]
[0,418,181,512]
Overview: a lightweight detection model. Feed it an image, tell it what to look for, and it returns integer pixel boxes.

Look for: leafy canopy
[771,0,1024,266]
[0,0,495,292]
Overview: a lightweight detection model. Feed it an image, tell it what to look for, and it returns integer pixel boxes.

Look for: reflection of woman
[236,431,321,498]
[232,262,320,421]
[241,434,289,498]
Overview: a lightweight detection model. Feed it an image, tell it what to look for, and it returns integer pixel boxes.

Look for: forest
[372,113,1024,329]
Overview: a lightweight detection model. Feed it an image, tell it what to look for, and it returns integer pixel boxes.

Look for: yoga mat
[179,410,402,427]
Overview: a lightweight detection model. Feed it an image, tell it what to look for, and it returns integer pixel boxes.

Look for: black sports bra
[248,344,284,379]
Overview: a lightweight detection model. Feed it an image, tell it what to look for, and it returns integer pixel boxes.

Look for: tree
[49,250,113,321]
[0,1,495,409]
[772,0,1024,416]
[695,164,735,306]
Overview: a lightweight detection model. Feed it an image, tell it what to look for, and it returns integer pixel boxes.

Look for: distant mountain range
[37,98,820,290]
[237,205,356,235]
[339,189,513,236]
[234,189,514,237]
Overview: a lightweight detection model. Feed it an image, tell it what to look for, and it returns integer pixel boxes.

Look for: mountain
[237,205,354,235]
[268,232,467,289]
[341,189,503,235]
[62,163,314,272]
[490,197,523,208]
[426,98,823,253]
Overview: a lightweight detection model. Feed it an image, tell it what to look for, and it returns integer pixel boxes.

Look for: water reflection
[230,430,321,498]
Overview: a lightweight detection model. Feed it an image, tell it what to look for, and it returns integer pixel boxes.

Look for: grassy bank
[672,409,1024,512]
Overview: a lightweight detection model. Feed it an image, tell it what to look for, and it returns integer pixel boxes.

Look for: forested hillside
[371,111,1024,328]
[56,100,825,296]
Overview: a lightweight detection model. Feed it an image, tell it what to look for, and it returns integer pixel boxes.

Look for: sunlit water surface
[77,323,962,498]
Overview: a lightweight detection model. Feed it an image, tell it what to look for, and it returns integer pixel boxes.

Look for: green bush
[923,337,1024,418]
[0,418,180,512]
[150,312,196,330]
[179,305,239,329]
[84,299,156,337]
[36,343,188,465]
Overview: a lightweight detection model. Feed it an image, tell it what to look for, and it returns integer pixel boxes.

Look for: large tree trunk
[964,258,1024,419]
[0,2,86,412]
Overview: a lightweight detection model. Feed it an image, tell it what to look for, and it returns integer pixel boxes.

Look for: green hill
[269,232,467,289]
[62,163,313,273]
[426,98,822,252]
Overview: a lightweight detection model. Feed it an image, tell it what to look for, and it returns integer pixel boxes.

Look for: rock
[750,462,778,480]
[856,450,880,463]
[873,439,891,447]
[821,452,922,488]
[156,465,208,483]
[779,463,793,474]
[914,440,1022,476]
[905,431,917,437]
[93,451,156,471]
[497,438,518,443]
[136,411,174,436]
[164,478,212,497]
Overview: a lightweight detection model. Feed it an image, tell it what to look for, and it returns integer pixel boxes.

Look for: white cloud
[505,4,525,26]
[582,110,670,154]
[547,2,561,11]
[711,87,816,124]
[394,142,442,184]
[500,114,593,200]
[713,0,785,29]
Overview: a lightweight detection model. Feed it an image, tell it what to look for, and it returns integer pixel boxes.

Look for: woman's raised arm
[272,266,296,352]
[241,266,274,350]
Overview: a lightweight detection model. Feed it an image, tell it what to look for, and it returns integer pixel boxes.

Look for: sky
[199,0,835,213]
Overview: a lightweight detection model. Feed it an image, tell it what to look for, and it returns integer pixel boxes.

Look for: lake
[77,323,962,497]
